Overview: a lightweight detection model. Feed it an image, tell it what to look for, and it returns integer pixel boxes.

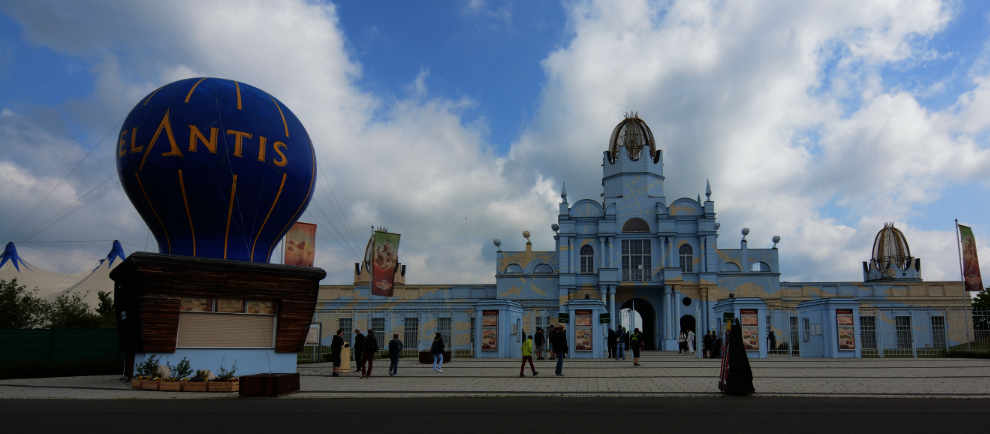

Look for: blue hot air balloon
[117,78,316,263]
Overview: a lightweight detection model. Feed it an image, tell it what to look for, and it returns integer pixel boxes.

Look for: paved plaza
[2,352,989,399]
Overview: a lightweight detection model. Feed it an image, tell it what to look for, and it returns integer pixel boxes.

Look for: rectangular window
[217,298,244,313]
[931,316,946,349]
[372,318,385,349]
[895,316,913,350]
[860,316,876,350]
[404,317,419,351]
[180,297,211,312]
[621,239,651,281]
[438,317,451,351]
[789,316,800,354]
[338,318,353,353]
[580,255,594,273]
[802,318,810,342]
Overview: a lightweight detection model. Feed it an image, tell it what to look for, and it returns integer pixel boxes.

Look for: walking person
[767,330,777,354]
[388,333,403,376]
[431,333,445,373]
[678,330,687,353]
[361,329,378,378]
[630,328,644,366]
[534,328,546,360]
[330,329,344,377]
[520,334,538,377]
[703,330,712,359]
[687,329,696,354]
[719,319,755,395]
[353,329,365,372]
[607,328,616,359]
[550,325,568,376]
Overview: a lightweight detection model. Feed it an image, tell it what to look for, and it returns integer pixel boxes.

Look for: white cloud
[0,0,987,287]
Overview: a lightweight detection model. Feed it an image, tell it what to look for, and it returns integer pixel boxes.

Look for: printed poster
[369,230,401,296]
[283,222,316,267]
[740,309,759,351]
[482,310,498,352]
[959,224,984,292]
[575,328,592,351]
[836,309,855,351]
[575,310,592,351]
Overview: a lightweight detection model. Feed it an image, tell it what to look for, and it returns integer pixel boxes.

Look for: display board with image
[836,309,856,351]
[575,310,593,351]
[740,309,759,351]
[482,310,498,352]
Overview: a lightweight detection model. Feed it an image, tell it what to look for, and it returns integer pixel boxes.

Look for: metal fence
[0,328,121,379]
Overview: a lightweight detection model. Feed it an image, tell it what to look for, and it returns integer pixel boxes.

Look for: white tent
[61,240,127,309]
[0,241,82,299]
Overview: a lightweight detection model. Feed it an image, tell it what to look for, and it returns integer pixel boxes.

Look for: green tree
[974,289,990,311]
[96,290,116,328]
[46,291,102,328]
[0,278,48,328]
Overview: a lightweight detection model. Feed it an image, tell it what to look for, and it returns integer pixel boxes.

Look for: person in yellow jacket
[520,334,538,377]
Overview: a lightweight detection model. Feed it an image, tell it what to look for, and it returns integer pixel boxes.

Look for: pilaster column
[609,286,616,330]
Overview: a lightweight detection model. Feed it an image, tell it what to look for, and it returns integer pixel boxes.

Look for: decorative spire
[697,193,701,204]
[705,179,711,200]
[561,181,567,202]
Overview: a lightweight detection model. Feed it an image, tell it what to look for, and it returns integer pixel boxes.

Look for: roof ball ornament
[492,239,501,248]
[714,222,720,231]
[551,223,560,234]
[522,230,531,241]
[741,227,750,239]
[772,235,781,248]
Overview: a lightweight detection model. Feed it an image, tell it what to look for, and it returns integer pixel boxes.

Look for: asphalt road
[3,397,987,434]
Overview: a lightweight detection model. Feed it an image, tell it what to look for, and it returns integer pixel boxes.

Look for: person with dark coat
[353,329,365,372]
[361,329,378,378]
[431,333,445,373]
[719,319,755,395]
[607,328,616,359]
[550,325,568,376]
[534,328,546,360]
[630,328,644,366]
[388,333,403,376]
[330,329,345,377]
[702,331,712,359]
[713,331,723,358]
[767,330,777,354]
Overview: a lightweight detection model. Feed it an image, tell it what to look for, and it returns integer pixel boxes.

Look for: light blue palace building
[316,116,972,360]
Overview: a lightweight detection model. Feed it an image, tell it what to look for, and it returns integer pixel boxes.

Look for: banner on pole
[958,224,984,292]
[283,222,317,267]
[368,230,400,296]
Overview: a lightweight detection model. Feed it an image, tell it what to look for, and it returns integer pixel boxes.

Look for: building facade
[314,116,972,359]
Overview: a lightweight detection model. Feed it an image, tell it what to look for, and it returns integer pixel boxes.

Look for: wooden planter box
[207,380,239,393]
[239,373,300,397]
[183,381,208,392]
[140,379,160,391]
[418,351,452,364]
[159,381,183,392]
[131,378,142,389]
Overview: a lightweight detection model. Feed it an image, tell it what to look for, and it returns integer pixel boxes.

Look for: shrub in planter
[184,369,213,392]
[208,363,238,392]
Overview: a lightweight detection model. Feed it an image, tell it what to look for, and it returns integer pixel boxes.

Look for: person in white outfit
[687,329,696,353]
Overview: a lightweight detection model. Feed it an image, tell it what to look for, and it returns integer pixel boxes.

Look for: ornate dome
[871,223,911,269]
[607,114,659,164]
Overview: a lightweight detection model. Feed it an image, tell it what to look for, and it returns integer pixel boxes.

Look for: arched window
[580,245,594,273]
[751,261,771,272]
[679,244,693,273]
[721,262,741,272]
[504,264,523,274]
[622,218,650,233]
[534,264,553,274]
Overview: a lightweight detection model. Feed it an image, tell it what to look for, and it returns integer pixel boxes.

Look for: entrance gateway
[620,298,657,350]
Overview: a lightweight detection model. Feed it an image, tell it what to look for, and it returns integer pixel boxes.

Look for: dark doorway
[680,315,696,334]
[620,298,657,350]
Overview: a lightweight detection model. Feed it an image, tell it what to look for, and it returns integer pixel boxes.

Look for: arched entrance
[679,315,696,334]
[620,298,657,350]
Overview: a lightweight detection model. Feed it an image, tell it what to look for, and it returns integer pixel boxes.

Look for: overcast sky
[0,0,988,285]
